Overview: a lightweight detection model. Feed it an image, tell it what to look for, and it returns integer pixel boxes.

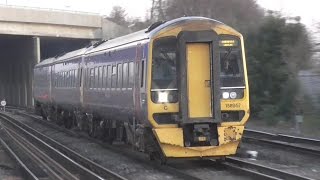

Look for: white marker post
[1,100,6,112]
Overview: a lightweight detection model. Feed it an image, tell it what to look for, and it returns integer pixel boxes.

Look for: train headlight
[222,92,230,99]
[158,92,169,103]
[230,92,237,99]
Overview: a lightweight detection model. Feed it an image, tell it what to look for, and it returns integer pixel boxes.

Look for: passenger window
[95,67,99,89]
[90,68,95,88]
[107,65,112,89]
[63,72,66,87]
[103,66,107,88]
[74,69,77,87]
[129,62,134,87]
[111,65,117,88]
[123,63,128,88]
[99,66,103,88]
[79,68,82,87]
[141,60,144,88]
[117,64,122,89]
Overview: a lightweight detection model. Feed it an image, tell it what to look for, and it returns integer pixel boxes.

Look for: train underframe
[35,101,245,164]
[35,101,168,163]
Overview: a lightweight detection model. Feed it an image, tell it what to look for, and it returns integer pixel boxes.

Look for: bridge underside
[0,35,89,107]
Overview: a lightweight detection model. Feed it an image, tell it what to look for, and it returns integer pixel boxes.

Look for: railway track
[7,109,317,180]
[15,110,205,180]
[244,129,320,156]
[0,112,127,180]
[222,157,313,180]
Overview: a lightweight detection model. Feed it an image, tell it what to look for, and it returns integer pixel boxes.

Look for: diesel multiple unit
[33,17,250,163]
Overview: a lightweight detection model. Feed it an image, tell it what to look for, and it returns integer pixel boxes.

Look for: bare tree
[108,6,128,26]
[150,0,166,21]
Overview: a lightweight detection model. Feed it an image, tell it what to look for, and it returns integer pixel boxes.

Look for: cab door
[187,43,212,118]
[178,30,221,123]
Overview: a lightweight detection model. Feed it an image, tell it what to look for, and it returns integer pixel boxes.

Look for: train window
[129,62,134,87]
[95,67,99,89]
[151,37,178,103]
[66,71,69,87]
[103,66,107,88]
[90,68,95,88]
[60,72,62,87]
[58,72,60,87]
[61,72,63,87]
[219,35,245,87]
[151,36,177,90]
[99,66,103,89]
[73,70,75,87]
[67,71,70,87]
[107,65,111,89]
[123,62,128,88]
[74,69,77,87]
[111,65,117,88]
[70,70,73,87]
[69,71,72,87]
[117,64,122,89]
[141,60,145,88]
[79,68,82,87]
[63,72,65,87]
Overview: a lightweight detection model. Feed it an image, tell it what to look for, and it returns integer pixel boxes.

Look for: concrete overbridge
[0,5,127,107]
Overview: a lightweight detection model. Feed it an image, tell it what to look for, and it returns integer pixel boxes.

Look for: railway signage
[1,99,6,112]
[1,100,6,106]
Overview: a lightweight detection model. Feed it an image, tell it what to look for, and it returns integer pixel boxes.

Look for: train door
[178,30,221,124]
[133,43,144,123]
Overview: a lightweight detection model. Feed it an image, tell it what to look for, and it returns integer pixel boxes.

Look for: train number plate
[198,136,207,142]
[225,103,241,108]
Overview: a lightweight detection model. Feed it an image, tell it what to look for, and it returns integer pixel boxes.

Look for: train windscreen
[151,37,178,103]
[219,36,245,87]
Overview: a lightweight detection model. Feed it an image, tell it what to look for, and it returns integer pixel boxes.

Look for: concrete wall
[298,70,320,111]
[0,6,129,40]
[0,36,38,107]
[0,5,101,27]
[0,5,102,39]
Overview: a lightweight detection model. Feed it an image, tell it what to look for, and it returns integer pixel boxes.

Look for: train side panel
[82,43,148,123]
[34,65,51,104]
[51,58,81,109]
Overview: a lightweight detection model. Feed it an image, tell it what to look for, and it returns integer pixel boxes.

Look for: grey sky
[0,0,319,28]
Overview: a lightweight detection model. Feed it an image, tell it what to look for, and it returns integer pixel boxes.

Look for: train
[33,17,250,163]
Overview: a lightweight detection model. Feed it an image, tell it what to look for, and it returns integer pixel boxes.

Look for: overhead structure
[0,5,127,107]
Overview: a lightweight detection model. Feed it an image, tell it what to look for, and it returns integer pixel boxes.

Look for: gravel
[0,142,24,180]
[239,140,320,179]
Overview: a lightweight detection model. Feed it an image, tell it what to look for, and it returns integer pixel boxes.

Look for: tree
[156,0,264,34]
[108,6,128,26]
[246,14,312,122]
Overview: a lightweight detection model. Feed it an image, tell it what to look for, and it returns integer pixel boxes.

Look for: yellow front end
[153,125,244,158]
[147,18,250,158]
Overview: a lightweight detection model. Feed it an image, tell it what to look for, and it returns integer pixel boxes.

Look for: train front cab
[147,19,250,158]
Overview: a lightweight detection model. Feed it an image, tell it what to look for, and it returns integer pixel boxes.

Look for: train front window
[219,37,245,87]
[151,37,178,103]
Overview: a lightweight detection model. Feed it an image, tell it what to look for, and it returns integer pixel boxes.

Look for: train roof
[36,16,229,68]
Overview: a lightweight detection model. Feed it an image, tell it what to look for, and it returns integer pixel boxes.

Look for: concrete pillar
[33,37,41,64]
[27,37,40,107]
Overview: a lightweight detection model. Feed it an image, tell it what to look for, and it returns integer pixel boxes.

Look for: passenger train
[33,17,250,163]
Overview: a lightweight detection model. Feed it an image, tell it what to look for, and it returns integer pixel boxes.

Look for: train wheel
[151,151,167,165]
[87,114,98,138]
[64,111,73,129]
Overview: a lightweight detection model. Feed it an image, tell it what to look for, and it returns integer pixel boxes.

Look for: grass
[301,115,320,137]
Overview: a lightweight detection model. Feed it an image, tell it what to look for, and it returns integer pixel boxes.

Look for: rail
[222,157,314,180]
[0,112,127,180]
[244,129,320,156]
